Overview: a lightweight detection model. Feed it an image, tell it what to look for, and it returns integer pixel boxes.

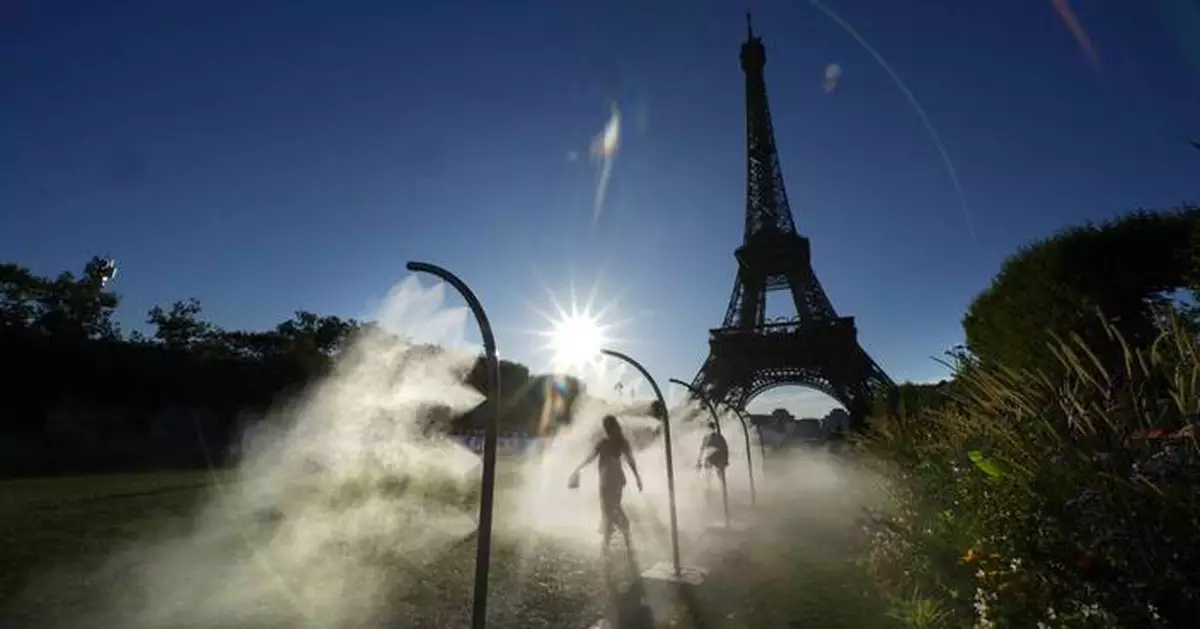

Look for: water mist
[60,276,493,629]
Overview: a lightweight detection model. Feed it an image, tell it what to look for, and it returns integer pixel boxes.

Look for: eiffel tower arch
[690,16,895,432]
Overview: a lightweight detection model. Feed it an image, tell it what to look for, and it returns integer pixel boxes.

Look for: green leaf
[967,450,1004,480]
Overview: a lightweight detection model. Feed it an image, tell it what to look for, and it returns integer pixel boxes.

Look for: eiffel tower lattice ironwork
[690,16,894,431]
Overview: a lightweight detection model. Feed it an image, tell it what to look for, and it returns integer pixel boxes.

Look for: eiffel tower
[690,15,894,432]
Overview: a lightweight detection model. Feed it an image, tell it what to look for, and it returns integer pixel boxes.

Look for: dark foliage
[0,258,583,475]
[863,314,1200,628]
[963,207,1200,379]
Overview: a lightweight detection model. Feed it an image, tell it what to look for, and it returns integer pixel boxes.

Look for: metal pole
[406,262,500,629]
[668,378,735,526]
[726,406,757,507]
[600,349,681,578]
[733,406,768,482]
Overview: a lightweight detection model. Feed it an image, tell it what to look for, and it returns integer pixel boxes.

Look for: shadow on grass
[678,585,712,629]
[600,550,656,629]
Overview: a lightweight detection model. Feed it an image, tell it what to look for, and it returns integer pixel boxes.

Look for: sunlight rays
[548,309,607,370]
[511,272,642,376]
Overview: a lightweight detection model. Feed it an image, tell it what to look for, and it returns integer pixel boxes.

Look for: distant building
[747,407,794,426]
[749,408,821,447]
[793,418,823,440]
[823,408,849,434]
[748,405,853,448]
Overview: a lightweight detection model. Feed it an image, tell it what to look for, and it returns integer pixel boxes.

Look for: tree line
[6,203,1197,469]
[0,258,584,470]
[873,204,1200,417]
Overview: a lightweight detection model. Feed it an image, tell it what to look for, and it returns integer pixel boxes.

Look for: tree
[1,255,594,469]
[273,310,358,357]
[45,256,121,340]
[254,311,359,382]
[147,298,218,352]
[963,207,1199,377]
[0,257,121,340]
[0,263,43,331]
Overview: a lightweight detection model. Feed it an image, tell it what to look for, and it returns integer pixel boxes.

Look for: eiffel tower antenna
[690,17,894,432]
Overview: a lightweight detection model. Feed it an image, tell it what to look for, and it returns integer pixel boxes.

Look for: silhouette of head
[603,415,622,439]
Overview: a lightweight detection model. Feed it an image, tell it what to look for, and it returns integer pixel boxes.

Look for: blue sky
[3,0,1198,417]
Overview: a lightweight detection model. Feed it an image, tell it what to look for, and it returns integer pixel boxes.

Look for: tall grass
[860,312,1200,628]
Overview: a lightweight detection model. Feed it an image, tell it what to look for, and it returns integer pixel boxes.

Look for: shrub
[861,312,1200,628]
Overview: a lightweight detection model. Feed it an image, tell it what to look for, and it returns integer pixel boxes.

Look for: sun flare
[524,280,633,374]
[549,311,607,370]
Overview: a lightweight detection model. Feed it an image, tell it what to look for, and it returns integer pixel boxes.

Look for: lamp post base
[640,560,707,585]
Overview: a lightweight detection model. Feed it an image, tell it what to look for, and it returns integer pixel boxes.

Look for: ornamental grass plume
[860,309,1200,629]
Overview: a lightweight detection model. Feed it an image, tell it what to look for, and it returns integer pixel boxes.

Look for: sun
[523,279,632,373]
[549,311,607,370]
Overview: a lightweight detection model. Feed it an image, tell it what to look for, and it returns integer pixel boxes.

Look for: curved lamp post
[727,405,765,502]
[735,406,768,471]
[667,378,735,525]
[600,348,682,579]
[406,261,500,629]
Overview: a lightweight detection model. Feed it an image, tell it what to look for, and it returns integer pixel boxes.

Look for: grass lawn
[664,473,901,629]
[680,514,899,629]
[0,470,234,603]
[0,461,895,629]
[0,465,615,629]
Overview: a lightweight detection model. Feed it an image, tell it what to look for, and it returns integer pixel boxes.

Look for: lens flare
[589,103,622,224]
[1052,0,1103,75]
[823,62,842,93]
[808,0,976,242]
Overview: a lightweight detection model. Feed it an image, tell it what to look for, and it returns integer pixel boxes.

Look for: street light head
[96,257,117,288]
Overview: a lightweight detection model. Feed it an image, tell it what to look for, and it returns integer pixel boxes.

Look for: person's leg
[617,503,637,567]
[717,465,730,525]
[613,486,630,542]
[622,515,637,570]
[704,462,714,507]
[607,485,637,569]
[600,484,618,551]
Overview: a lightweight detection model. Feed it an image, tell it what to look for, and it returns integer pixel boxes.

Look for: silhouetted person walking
[697,421,732,527]
[697,421,729,489]
[570,415,643,557]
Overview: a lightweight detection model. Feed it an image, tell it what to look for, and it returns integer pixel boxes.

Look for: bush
[861,312,1200,628]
